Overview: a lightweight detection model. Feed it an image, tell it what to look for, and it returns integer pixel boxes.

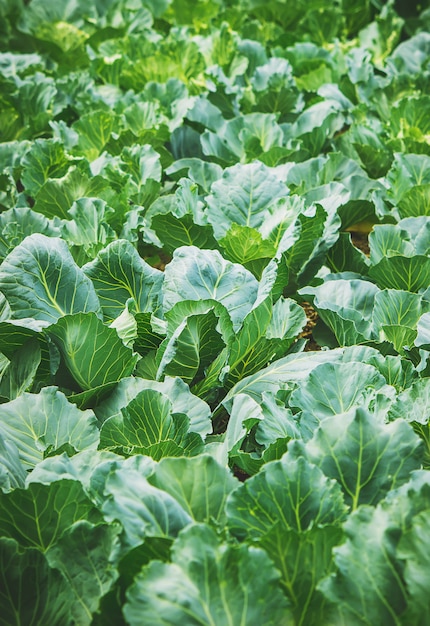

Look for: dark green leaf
[123,524,292,626]
[0,537,74,626]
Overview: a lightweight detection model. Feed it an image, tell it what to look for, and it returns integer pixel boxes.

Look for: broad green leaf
[389,376,430,419]
[162,246,259,331]
[226,454,346,625]
[290,361,387,420]
[118,144,162,204]
[60,197,117,260]
[94,376,212,438]
[262,525,343,626]
[144,177,213,231]
[0,537,75,626]
[73,110,115,161]
[277,203,341,293]
[101,467,192,552]
[16,72,56,132]
[358,2,404,65]
[226,296,306,387]
[194,264,278,399]
[117,536,173,593]
[26,449,123,491]
[99,389,203,459]
[396,511,430,624]
[302,407,423,508]
[0,207,60,261]
[227,454,347,540]
[386,153,430,207]
[398,184,430,218]
[346,123,393,178]
[415,311,430,348]
[46,521,121,626]
[0,52,44,78]
[326,232,370,275]
[318,471,430,626]
[368,224,414,264]
[372,289,427,341]
[0,434,26,493]
[250,57,300,122]
[45,313,138,391]
[0,386,99,470]
[259,196,306,248]
[219,224,276,268]
[0,338,41,401]
[151,212,218,253]
[302,278,379,346]
[168,0,223,28]
[148,455,239,525]
[198,115,248,163]
[373,289,428,356]
[0,234,101,323]
[285,152,357,192]
[290,102,346,158]
[369,255,430,292]
[0,480,101,552]
[205,161,287,239]
[134,312,165,355]
[109,298,138,348]
[222,393,264,459]
[162,299,233,345]
[400,217,430,256]
[156,306,226,385]
[222,349,345,410]
[33,166,111,220]
[123,524,292,626]
[17,0,93,61]
[367,354,416,392]
[83,239,163,322]
[67,382,123,411]
[387,32,430,75]
[21,139,71,196]
[320,504,408,625]
[166,158,222,193]
[254,391,301,447]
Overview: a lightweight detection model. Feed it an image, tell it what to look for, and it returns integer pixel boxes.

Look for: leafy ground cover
[1,0,430,623]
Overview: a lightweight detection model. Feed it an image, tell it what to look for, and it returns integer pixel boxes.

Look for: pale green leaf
[45,313,138,391]
[205,161,287,239]
[99,389,203,459]
[101,467,192,552]
[0,434,26,493]
[148,455,238,525]
[83,239,163,322]
[0,234,101,323]
[162,246,259,331]
[0,386,99,470]
[290,362,387,420]
[94,376,212,438]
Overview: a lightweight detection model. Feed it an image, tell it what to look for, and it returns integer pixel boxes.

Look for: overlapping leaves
[1,1,430,625]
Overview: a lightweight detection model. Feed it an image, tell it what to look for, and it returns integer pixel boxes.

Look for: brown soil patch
[299,301,321,352]
[350,231,370,256]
